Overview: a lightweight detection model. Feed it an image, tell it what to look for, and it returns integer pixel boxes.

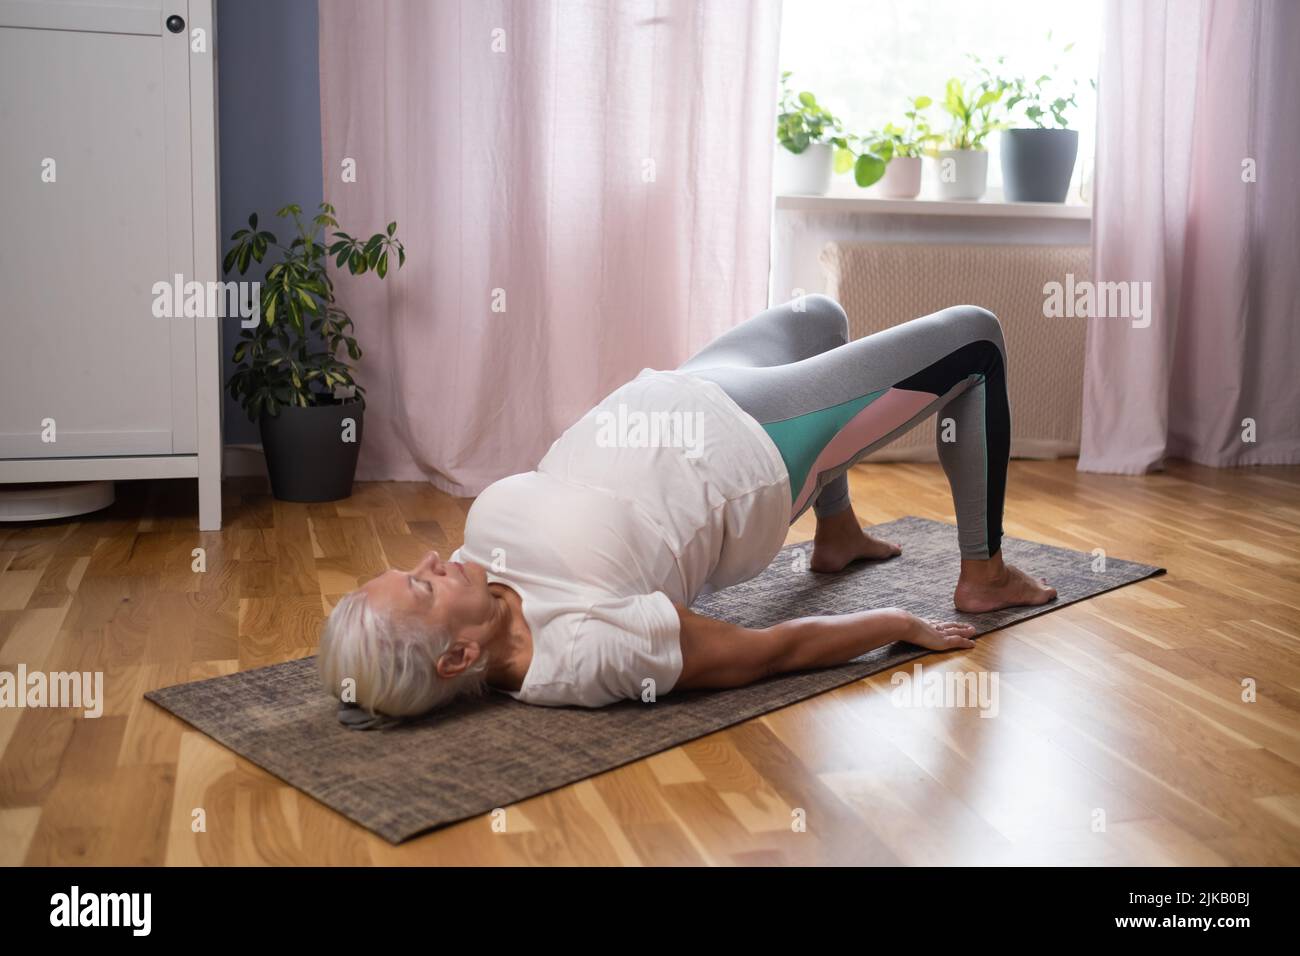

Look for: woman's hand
[896,611,977,652]
[677,606,979,690]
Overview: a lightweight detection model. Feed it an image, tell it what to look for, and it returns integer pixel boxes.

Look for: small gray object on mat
[145,516,1164,844]
[337,701,405,731]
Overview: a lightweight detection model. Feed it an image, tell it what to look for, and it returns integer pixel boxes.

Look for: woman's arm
[674,605,976,691]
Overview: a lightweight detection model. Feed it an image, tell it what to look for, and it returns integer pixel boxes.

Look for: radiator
[820,241,1090,461]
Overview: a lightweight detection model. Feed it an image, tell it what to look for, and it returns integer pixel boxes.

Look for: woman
[319,296,1055,716]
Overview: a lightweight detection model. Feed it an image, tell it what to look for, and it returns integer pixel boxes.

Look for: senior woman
[319,295,1055,717]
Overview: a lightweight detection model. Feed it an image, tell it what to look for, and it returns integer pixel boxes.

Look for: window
[778,0,1102,198]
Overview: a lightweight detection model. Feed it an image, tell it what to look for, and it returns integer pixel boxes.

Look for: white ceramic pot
[774,143,833,195]
[931,149,989,200]
[876,156,922,199]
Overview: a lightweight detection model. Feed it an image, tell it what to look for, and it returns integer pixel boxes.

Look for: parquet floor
[1,459,1298,865]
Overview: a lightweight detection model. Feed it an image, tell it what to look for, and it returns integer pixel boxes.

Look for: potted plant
[862,96,940,199]
[831,132,888,191]
[929,76,1007,200]
[223,202,405,502]
[999,49,1084,202]
[775,72,847,195]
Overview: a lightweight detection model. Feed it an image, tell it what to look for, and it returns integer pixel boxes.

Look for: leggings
[677,295,1010,560]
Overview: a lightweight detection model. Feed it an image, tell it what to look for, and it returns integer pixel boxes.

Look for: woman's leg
[690,303,1055,611]
[679,296,898,566]
[677,293,850,373]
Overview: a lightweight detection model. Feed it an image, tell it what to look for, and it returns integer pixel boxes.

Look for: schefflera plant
[223,202,405,420]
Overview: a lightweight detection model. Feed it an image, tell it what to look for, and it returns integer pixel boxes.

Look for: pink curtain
[318,0,783,493]
[1080,0,1300,473]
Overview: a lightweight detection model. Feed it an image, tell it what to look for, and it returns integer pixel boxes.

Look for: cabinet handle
[166,14,185,33]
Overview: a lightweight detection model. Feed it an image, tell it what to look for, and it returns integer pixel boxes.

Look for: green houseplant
[774,73,887,193]
[930,75,1007,200]
[863,96,940,198]
[224,201,405,502]
[830,133,888,190]
[998,44,1085,202]
[775,72,840,194]
[775,73,888,193]
[776,72,843,154]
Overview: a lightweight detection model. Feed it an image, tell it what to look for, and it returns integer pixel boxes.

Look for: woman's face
[361,550,496,639]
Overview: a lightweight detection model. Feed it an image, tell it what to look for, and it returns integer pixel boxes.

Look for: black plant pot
[1000,128,1079,202]
[259,400,364,502]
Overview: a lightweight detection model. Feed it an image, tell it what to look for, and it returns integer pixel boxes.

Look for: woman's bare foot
[954,552,1057,612]
[811,508,901,573]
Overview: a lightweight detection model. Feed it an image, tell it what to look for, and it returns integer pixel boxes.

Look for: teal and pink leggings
[678,295,1010,560]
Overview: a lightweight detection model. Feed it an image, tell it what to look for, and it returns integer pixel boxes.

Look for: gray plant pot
[259,399,364,502]
[1000,128,1079,202]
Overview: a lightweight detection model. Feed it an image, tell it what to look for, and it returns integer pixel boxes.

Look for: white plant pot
[931,149,989,200]
[876,156,922,199]
[774,143,833,195]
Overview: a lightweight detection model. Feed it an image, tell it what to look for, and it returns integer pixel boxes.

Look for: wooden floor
[1,459,1298,865]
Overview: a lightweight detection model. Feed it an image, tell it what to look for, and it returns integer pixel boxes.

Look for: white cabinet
[0,0,222,529]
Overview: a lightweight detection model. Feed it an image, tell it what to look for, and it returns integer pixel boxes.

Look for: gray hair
[318,588,489,717]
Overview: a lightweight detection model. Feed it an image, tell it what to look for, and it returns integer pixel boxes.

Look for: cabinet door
[0,0,198,458]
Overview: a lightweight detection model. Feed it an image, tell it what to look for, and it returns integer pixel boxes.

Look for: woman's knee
[944,304,1004,346]
[797,293,850,345]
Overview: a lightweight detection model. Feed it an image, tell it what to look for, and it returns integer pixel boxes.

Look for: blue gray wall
[217,0,323,443]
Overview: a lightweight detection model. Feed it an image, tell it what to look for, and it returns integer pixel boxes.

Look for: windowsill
[774,187,1092,220]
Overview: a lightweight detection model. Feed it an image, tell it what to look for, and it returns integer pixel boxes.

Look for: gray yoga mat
[145,516,1164,843]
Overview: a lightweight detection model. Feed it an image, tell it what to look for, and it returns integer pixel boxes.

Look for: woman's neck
[483,583,533,692]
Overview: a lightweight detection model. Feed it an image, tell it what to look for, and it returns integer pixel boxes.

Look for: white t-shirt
[450,368,791,708]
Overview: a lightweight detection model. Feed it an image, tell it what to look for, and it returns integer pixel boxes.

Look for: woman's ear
[434,641,480,679]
